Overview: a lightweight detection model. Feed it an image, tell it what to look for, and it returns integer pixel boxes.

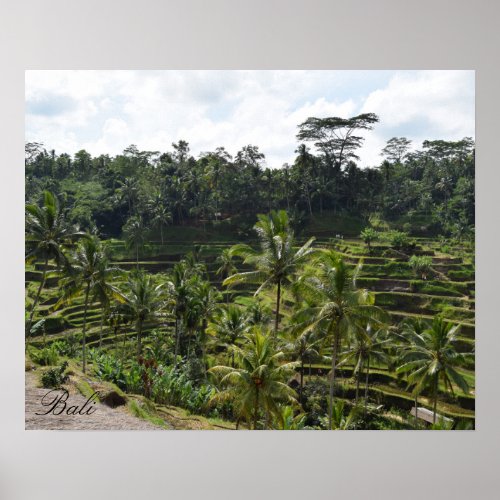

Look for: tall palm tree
[123,215,148,267]
[194,281,221,362]
[224,210,316,336]
[284,324,321,403]
[92,250,122,348]
[58,236,121,373]
[397,317,470,424]
[165,261,195,370]
[340,324,390,415]
[294,250,386,429]
[25,191,79,338]
[215,248,237,303]
[210,329,298,429]
[116,177,138,214]
[207,305,250,367]
[148,194,172,245]
[122,270,164,357]
[394,317,427,426]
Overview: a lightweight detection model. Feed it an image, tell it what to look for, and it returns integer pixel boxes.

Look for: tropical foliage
[25,115,475,430]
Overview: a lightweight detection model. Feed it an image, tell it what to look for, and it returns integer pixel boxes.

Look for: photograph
[24,69,475,431]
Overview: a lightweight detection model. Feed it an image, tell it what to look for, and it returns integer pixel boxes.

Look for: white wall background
[0,1,497,499]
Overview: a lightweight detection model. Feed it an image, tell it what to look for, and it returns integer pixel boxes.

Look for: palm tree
[194,281,221,364]
[394,317,427,426]
[210,328,298,429]
[92,250,122,348]
[244,297,272,326]
[122,271,164,356]
[397,317,470,424]
[224,210,316,336]
[116,177,138,214]
[360,227,378,253]
[58,236,121,373]
[408,255,433,280]
[215,248,237,303]
[340,324,389,415]
[207,305,250,367]
[25,191,79,339]
[123,215,148,267]
[294,250,386,429]
[165,261,195,370]
[148,194,172,245]
[284,325,321,403]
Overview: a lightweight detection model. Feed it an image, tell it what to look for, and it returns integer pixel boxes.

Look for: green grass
[128,399,169,428]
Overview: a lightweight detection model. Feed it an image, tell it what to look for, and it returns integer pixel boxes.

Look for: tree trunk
[137,320,143,356]
[174,318,180,371]
[414,393,418,428]
[433,375,439,424]
[26,256,49,344]
[122,325,126,361]
[364,357,370,418]
[136,244,139,269]
[253,387,260,430]
[274,280,281,337]
[355,365,361,405]
[160,225,164,246]
[306,189,313,216]
[82,283,90,374]
[300,358,304,403]
[99,310,104,348]
[328,327,340,430]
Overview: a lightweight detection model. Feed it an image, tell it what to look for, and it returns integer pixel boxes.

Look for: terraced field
[25,234,475,426]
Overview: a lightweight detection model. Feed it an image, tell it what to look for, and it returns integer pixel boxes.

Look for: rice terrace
[25,71,475,430]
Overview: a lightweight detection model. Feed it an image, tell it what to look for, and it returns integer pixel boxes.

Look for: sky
[25,70,475,168]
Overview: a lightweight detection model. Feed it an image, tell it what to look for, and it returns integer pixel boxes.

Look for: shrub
[91,351,126,388]
[41,361,69,388]
[31,344,59,366]
[124,363,143,394]
[409,255,433,280]
[52,338,79,358]
[151,364,215,415]
[386,231,410,250]
[360,227,378,252]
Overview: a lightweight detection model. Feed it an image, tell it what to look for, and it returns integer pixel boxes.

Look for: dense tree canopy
[25,113,475,242]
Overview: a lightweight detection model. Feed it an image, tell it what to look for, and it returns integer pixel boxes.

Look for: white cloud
[359,70,475,164]
[25,70,475,168]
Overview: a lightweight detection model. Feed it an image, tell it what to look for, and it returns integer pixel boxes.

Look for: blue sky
[25,70,475,167]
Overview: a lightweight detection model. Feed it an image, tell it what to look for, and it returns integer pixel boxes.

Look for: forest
[25,112,475,430]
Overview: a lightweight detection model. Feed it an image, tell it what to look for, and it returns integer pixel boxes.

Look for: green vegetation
[360,227,379,253]
[25,118,475,430]
[409,255,434,280]
[41,361,69,389]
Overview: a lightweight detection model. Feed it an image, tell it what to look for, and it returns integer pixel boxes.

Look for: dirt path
[25,371,162,430]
